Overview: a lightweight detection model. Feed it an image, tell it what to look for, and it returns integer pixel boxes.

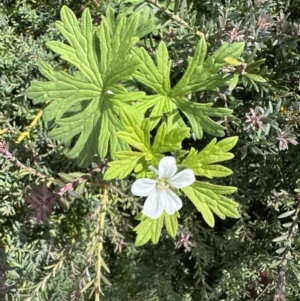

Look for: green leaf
[104,151,144,180]
[100,274,112,286]
[151,123,190,153]
[270,260,282,268]
[171,38,207,96]
[151,215,164,244]
[132,39,242,137]
[216,136,239,152]
[194,164,233,178]
[278,209,296,219]
[203,42,245,74]
[246,58,266,71]
[132,42,172,95]
[58,172,78,182]
[164,213,178,237]
[81,279,94,293]
[106,118,189,180]
[224,56,241,66]
[282,222,293,228]
[117,111,151,153]
[182,181,239,228]
[229,74,239,91]
[26,6,143,167]
[275,247,286,254]
[182,137,238,178]
[68,172,87,178]
[134,218,153,246]
[244,73,266,83]
[174,99,231,138]
[272,234,288,242]
[134,215,164,246]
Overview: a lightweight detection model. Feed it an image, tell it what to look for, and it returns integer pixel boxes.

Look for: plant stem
[273,194,300,299]
[145,0,205,38]
[0,142,54,181]
[95,185,109,301]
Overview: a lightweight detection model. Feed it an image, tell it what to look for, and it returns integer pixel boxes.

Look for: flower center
[157,178,169,191]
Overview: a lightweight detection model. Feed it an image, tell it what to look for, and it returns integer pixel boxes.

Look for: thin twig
[255,282,270,301]
[95,185,109,301]
[110,185,143,209]
[273,194,300,299]
[145,0,206,38]
[0,141,54,181]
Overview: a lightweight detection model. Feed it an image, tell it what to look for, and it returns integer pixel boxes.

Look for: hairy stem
[0,142,54,181]
[0,141,90,197]
[95,185,109,301]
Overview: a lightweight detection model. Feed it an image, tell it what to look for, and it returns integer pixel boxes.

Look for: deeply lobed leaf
[104,113,189,180]
[182,137,238,178]
[182,181,239,227]
[26,6,143,167]
[132,39,244,137]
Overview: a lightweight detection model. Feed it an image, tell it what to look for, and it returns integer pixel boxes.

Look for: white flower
[131,156,195,219]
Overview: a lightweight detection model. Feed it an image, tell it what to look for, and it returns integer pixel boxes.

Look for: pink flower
[277,130,298,151]
[175,232,195,252]
[257,13,274,29]
[245,107,269,131]
[225,23,245,43]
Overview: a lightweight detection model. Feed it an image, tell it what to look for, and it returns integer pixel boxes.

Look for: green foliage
[182,137,238,178]
[103,110,238,238]
[104,112,190,180]
[132,39,244,136]
[2,0,300,301]
[26,6,144,167]
[183,182,238,227]
[26,5,243,168]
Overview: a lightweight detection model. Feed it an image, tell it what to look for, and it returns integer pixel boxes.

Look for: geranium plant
[22,4,243,298]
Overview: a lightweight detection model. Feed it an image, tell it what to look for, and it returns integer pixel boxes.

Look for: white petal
[143,190,165,219]
[168,169,195,188]
[163,189,182,215]
[158,156,177,179]
[131,178,157,197]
